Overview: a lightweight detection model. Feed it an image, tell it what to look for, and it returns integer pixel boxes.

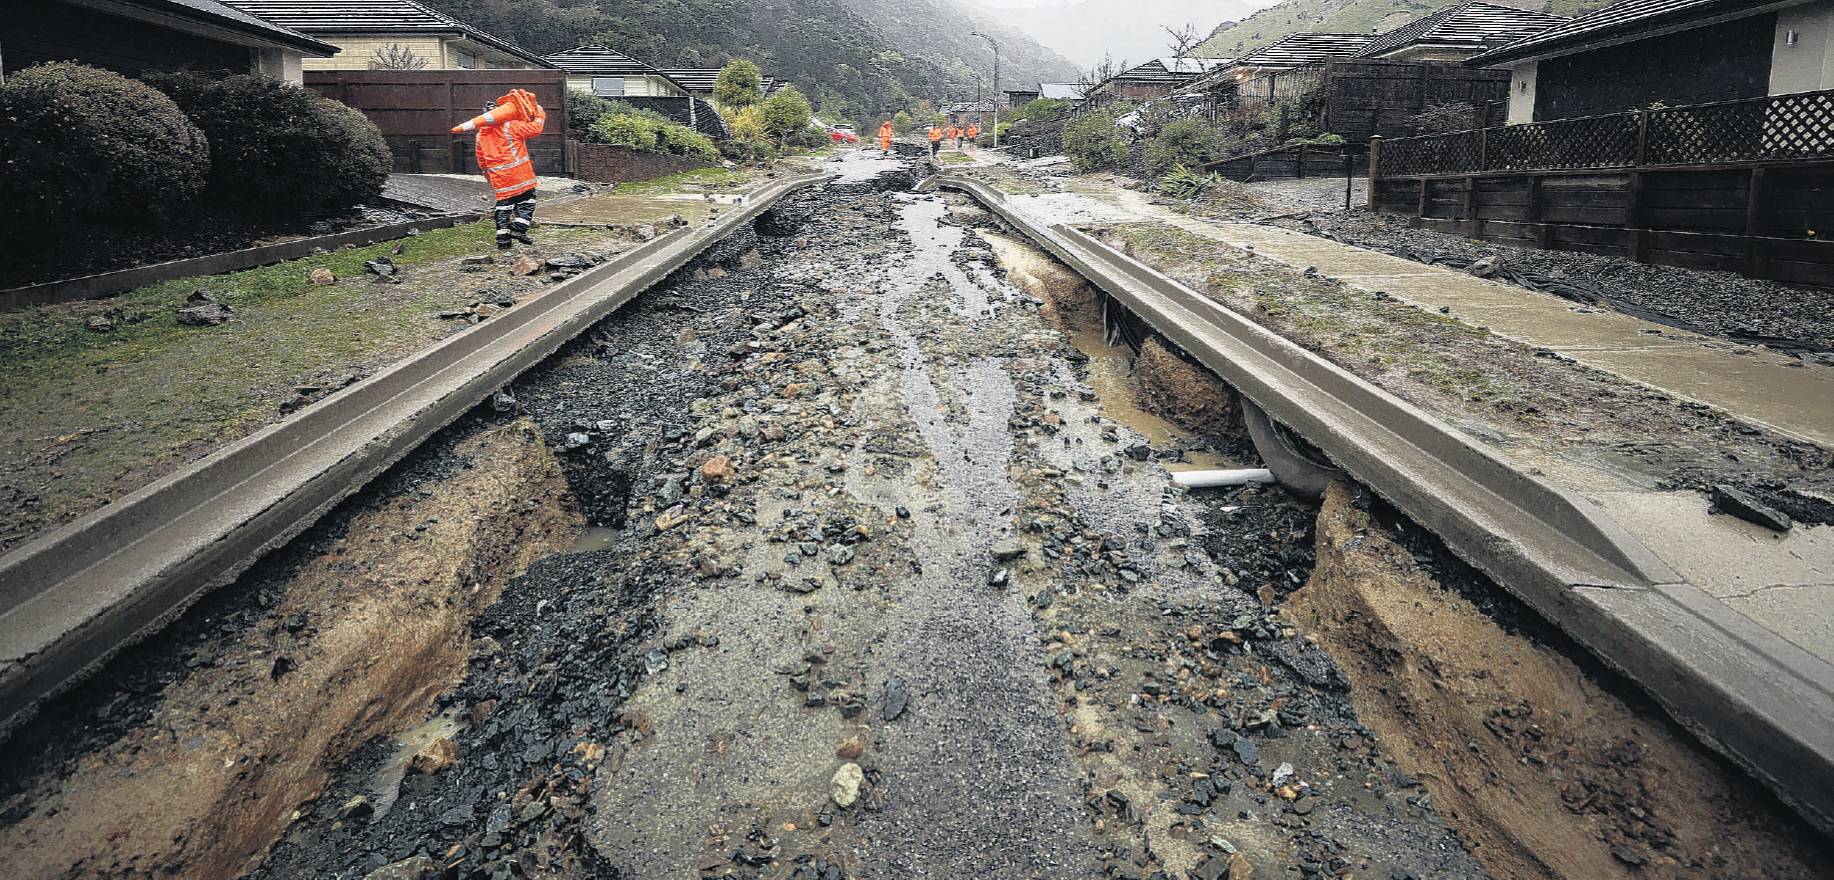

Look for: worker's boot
[509,197,536,246]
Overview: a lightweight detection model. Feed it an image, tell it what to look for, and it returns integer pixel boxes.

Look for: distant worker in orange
[453,89,547,249]
[966,122,980,145]
[879,119,895,155]
[950,124,963,149]
[927,124,943,158]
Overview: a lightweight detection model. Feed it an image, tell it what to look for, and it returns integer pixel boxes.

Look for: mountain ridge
[425,0,1078,114]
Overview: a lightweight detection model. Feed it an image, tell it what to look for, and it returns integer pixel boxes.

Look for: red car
[828,125,859,144]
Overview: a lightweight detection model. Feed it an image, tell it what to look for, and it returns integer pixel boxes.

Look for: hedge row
[0,63,390,243]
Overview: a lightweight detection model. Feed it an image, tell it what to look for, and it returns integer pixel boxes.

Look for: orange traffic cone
[451,94,525,133]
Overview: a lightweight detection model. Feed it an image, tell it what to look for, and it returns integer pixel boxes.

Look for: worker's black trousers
[493,190,537,240]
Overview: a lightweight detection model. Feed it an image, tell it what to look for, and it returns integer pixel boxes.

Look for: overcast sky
[977,0,1280,9]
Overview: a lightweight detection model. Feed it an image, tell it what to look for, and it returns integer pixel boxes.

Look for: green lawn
[0,220,620,552]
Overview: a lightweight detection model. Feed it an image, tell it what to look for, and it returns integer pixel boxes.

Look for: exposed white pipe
[1172,468,1276,488]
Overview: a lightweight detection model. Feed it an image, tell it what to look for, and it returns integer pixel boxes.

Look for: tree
[1079,54,1127,96]
[713,60,764,110]
[891,110,914,132]
[369,43,429,70]
[760,85,813,137]
[1163,24,1203,58]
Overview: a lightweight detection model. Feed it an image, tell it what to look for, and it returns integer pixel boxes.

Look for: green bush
[145,71,389,218]
[891,110,914,132]
[760,85,813,137]
[1146,117,1223,175]
[0,62,209,238]
[567,91,640,136]
[591,111,717,162]
[1063,111,1130,171]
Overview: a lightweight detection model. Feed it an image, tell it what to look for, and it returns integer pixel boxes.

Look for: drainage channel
[926,171,1834,838]
[0,159,1828,880]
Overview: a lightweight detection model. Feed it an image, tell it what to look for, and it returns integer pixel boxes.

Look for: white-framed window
[591,77,626,96]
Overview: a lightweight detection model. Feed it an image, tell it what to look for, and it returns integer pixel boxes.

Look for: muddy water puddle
[980,228,1229,471]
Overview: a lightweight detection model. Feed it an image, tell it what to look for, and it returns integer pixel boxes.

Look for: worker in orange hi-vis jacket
[950,124,963,148]
[453,89,547,249]
[878,119,895,155]
[966,123,980,145]
[927,124,943,157]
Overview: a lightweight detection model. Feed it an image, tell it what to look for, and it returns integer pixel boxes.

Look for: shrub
[590,111,718,162]
[567,91,640,136]
[1146,117,1222,175]
[724,104,773,161]
[760,85,813,137]
[145,71,389,218]
[1063,110,1130,171]
[713,60,763,109]
[0,62,208,238]
[891,110,914,132]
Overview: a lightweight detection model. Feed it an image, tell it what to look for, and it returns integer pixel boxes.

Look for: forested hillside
[428,0,1078,115]
[1195,0,1609,58]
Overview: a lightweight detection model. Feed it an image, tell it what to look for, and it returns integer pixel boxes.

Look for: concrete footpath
[941,160,1834,830]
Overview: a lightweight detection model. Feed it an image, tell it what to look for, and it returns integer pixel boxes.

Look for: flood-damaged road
[2,152,1830,880]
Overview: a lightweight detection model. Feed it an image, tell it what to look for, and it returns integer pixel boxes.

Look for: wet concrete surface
[4,151,1829,880]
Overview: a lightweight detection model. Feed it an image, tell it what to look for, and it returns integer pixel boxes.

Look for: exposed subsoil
[2,153,1830,880]
[1090,222,1834,500]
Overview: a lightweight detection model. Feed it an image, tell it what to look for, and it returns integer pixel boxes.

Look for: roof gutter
[75,0,339,55]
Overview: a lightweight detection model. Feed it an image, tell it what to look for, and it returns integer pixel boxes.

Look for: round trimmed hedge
[145,71,391,218]
[0,62,210,238]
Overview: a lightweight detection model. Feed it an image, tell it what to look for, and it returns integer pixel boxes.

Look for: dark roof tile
[223,0,553,65]
[1357,2,1567,58]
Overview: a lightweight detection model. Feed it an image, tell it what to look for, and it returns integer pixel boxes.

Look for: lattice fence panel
[1378,129,1481,176]
[1646,100,1764,164]
[1759,89,1834,159]
[1373,87,1834,177]
[1490,114,1637,170]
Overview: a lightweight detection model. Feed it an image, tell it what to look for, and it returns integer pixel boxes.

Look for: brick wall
[574,143,713,183]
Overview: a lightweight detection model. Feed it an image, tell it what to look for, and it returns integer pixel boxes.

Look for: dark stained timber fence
[1377,88,1834,176]
[1366,88,1834,287]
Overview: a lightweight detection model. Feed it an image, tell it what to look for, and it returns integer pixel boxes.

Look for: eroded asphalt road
[369,152,1468,879]
[6,153,1492,880]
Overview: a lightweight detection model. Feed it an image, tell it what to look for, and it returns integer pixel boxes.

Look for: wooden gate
[306,70,570,175]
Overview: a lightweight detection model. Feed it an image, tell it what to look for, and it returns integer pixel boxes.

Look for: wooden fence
[1203,60,1509,142]
[306,70,570,176]
[1367,88,1834,287]
[1201,142,1364,182]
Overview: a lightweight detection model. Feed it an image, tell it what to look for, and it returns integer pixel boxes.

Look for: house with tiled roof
[7,0,336,83]
[1356,2,1566,62]
[1086,57,1228,104]
[222,0,554,70]
[544,45,689,98]
[1467,0,1834,123]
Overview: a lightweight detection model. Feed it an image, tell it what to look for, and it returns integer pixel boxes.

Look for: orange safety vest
[928,127,943,142]
[879,122,894,147]
[967,125,980,139]
[474,91,546,201]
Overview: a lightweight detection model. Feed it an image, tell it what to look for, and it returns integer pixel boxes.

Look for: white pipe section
[1172,468,1277,488]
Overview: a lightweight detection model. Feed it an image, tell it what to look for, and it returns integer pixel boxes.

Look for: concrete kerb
[0,172,835,740]
[0,212,482,310]
[929,172,1834,834]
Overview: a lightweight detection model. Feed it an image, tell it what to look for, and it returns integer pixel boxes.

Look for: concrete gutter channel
[923,172,1834,834]
[0,171,833,740]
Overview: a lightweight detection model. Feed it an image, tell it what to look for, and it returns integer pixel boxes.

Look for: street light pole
[971,31,1000,149]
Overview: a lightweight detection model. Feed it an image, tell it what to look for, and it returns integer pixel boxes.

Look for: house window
[455,49,480,69]
[591,77,625,97]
